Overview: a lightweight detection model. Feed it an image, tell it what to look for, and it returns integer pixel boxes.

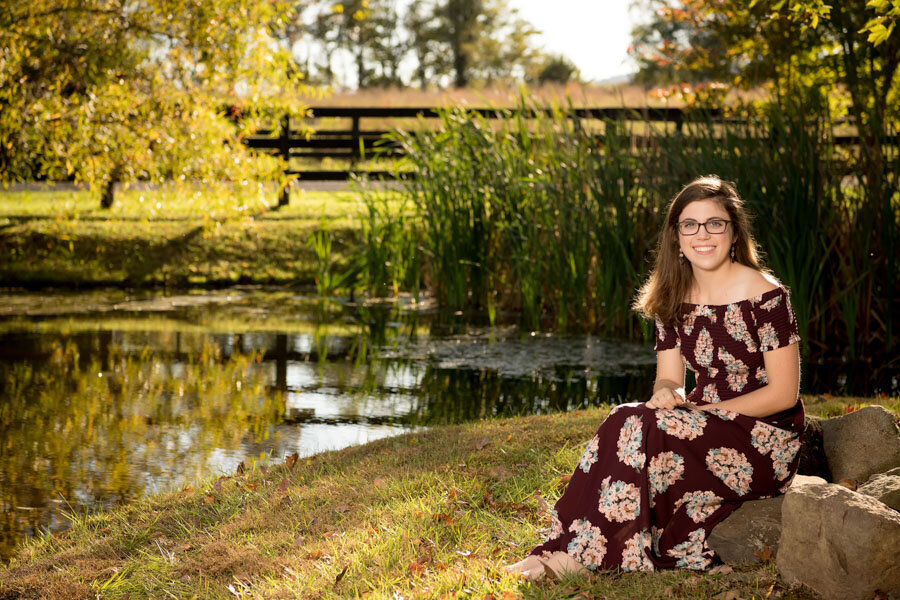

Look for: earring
[679,248,685,264]
[730,244,736,262]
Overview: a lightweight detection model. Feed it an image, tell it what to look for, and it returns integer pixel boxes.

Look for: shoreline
[1,396,895,599]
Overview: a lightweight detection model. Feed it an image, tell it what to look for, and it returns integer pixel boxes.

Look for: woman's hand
[645,385,686,410]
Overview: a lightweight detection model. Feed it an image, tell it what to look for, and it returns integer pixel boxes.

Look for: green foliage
[352,96,897,393]
[0,0,318,206]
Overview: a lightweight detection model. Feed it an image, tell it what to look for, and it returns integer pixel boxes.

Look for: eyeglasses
[676,218,731,235]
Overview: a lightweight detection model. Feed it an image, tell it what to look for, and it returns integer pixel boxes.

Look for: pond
[0,288,662,562]
[0,287,889,562]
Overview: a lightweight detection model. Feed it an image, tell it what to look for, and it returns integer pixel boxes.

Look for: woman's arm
[646,346,687,409]
[698,343,800,417]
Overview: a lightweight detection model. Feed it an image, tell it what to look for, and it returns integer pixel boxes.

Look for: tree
[528,53,582,85]
[0,0,314,207]
[431,0,542,87]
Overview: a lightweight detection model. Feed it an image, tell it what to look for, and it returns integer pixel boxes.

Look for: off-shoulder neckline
[681,285,786,308]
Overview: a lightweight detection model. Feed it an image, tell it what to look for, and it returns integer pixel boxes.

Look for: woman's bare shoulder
[738,265,780,297]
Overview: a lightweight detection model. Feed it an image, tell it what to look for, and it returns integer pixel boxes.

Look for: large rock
[857,466,900,511]
[797,415,829,480]
[820,405,900,482]
[777,477,900,600]
[708,496,784,566]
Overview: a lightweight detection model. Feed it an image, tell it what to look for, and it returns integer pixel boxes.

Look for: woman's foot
[505,552,589,581]
[536,551,590,580]
[504,554,547,580]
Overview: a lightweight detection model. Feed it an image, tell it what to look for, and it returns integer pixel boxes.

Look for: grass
[1,394,895,599]
[0,185,394,288]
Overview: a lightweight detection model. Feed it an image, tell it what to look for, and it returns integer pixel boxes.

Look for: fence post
[351,114,361,164]
[279,114,291,207]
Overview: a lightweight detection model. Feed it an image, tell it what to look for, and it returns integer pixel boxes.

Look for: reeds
[350,95,897,393]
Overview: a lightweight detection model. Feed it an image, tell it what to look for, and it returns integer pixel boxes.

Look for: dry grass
[3,395,892,599]
[312,83,769,109]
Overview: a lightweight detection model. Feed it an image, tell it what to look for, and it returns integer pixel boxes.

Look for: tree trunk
[100,164,122,209]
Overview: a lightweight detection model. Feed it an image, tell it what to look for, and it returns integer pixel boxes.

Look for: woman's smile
[692,244,717,255]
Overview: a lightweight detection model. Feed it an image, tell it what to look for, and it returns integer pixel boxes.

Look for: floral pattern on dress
[694,328,714,367]
[756,366,767,384]
[706,447,754,495]
[701,383,720,404]
[750,422,801,480]
[546,508,563,541]
[683,305,717,336]
[666,528,714,570]
[655,318,680,348]
[655,408,708,440]
[566,518,608,569]
[649,451,685,500]
[674,490,723,523]
[578,434,600,473]
[616,415,646,471]
[724,303,758,352]
[759,295,782,311]
[758,322,780,351]
[621,529,655,572]
[718,347,749,392]
[705,406,738,421]
[598,476,641,523]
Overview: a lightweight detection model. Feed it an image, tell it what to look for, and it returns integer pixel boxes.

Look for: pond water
[0,288,890,562]
[0,288,662,562]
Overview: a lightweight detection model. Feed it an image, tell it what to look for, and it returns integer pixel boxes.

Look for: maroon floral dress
[528,285,805,571]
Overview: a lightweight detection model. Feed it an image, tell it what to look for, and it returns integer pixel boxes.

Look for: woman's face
[676,199,735,271]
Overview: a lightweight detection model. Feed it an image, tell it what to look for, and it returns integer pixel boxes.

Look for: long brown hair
[633,175,770,326]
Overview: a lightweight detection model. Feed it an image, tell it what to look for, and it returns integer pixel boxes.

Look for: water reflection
[4,288,875,562]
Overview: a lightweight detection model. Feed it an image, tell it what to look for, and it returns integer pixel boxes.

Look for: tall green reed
[347,93,896,393]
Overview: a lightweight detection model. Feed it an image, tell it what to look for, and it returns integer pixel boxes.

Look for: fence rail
[242,106,895,205]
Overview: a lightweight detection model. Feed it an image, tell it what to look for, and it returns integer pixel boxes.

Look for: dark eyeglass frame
[676,219,732,235]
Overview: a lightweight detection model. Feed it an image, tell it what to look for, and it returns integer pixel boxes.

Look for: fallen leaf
[535,492,551,514]
[202,495,215,505]
[754,545,776,564]
[245,483,257,491]
[483,488,497,509]
[836,478,858,491]
[409,560,425,576]
[476,437,490,450]
[236,461,246,476]
[285,453,299,470]
[712,591,742,600]
[373,477,386,488]
[708,564,733,575]
[505,433,513,442]
[489,465,511,479]
[333,505,350,513]
[277,479,290,492]
[501,592,518,600]
[334,565,348,584]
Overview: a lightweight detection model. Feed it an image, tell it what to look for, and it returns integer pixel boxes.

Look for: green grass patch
[3,395,892,599]
[0,186,392,288]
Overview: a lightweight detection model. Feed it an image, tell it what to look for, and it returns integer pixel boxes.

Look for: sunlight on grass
[5,397,886,598]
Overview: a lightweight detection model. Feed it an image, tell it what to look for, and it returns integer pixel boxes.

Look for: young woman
[506,175,805,580]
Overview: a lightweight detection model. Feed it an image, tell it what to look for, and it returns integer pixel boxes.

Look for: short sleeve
[752,288,801,351]
[653,317,680,351]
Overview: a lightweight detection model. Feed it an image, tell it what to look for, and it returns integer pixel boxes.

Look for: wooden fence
[242,106,891,205]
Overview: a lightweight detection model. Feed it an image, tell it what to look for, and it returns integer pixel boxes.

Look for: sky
[509,1,642,82]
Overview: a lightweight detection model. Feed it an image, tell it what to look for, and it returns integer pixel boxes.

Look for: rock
[777,478,900,600]
[708,496,784,566]
[820,405,900,482]
[797,415,829,480]
[857,467,900,511]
